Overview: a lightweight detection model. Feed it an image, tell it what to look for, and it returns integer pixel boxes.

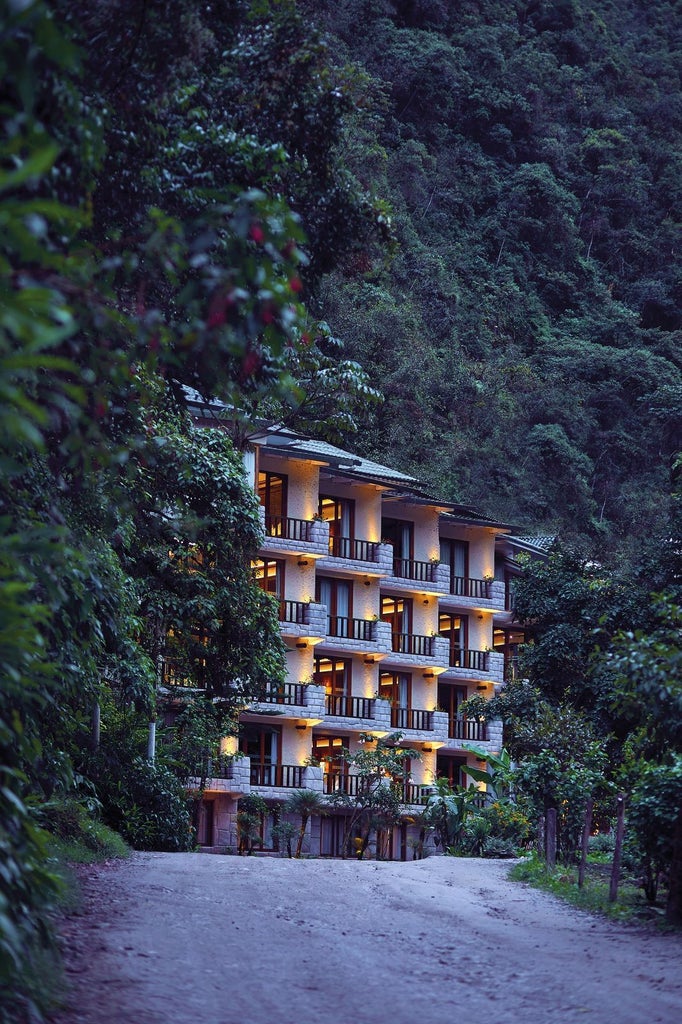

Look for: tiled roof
[512,535,557,552]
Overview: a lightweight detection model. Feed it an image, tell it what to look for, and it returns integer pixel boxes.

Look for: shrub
[588,832,615,855]
[89,756,195,852]
[481,801,533,846]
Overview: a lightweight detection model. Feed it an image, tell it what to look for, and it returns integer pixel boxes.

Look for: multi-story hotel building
[183,419,545,858]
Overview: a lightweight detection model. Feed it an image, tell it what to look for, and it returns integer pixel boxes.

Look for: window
[440,539,468,594]
[162,628,208,688]
[379,671,411,709]
[319,495,355,558]
[381,595,412,634]
[439,612,467,666]
[240,724,281,786]
[314,655,351,697]
[436,755,467,788]
[437,682,467,721]
[381,517,413,560]
[317,576,352,637]
[253,557,284,598]
[258,471,287,534]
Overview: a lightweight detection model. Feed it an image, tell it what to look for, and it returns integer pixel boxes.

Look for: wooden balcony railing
[448,716,488,742]
[449,575,491,599]
[445,647,490,671]
[323,773,370,797]
[161,658,206,689]
[392,557,438,583]
[262,682,305,706]
[391,632,435,657]
[250,763,304,788]
[327,616,376,641]
[390,707,434,731]
[329,536,380,562]
[278,599,309,624]
[264,515,312,543]
[325,694,375,719]
[392,782,429,805]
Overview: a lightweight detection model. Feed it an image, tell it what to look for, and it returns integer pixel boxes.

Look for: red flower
[249,223,265,244]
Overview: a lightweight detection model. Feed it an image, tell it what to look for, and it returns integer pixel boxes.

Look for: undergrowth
[510,853,674,929]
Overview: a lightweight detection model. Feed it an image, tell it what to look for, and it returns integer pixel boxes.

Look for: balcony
[327,615,377,642]
[393,781,430,806]
[440,575,506,612]
[325,694,376,720]
[448,576,491,600]
[447,648,490,672]
[259,508,329,557]
[391,632,435,657]
[278,598,327,641]
[448,716,488,742]
[329,536,379,562]
[318,536,394,577]
[265,515,312,542]
[390,707,434,731]
[439,648,504,685]
[393,557,438,584]
[247,681,326,722]
[323,772,370,797]
[250,763,304,788]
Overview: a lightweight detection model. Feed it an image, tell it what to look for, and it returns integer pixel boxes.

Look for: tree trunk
[578,797,593,889]
[295,813,309,859]
[609,794,625,903]
[665,802,682,925]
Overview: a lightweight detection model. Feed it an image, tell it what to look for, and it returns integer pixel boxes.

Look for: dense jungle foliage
[297,0,682,555]
[1,0,681,1017]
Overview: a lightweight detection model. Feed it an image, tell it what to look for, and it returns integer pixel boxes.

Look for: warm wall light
[295,723,307,731]
[476,757,486,763]
[422,598,429,606]
[363,579,371,587]
[423,746,433,753]
[364,656,375,665]
[476,683,487,690]
[296,641,308,650]
[423,671,435,680]
[297,559,309,567]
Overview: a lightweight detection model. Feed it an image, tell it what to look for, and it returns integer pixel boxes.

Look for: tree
[423,778,482,853]
[324,732,418,857]
[608,597,682,923]
[284,789,328,859]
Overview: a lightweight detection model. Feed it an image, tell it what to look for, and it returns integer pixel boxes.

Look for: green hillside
[300,0,681,554]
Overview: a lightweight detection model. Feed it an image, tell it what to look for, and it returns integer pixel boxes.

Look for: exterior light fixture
[423,671,435,680]
[296,641,308,650]
[476,683,487,691]
[364,656,375,665]
[423,746,433,753]
[295,723,307,731]
[297,559,309,567]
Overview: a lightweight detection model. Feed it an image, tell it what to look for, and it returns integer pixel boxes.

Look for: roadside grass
[4,814,130,1024]
[510,852,673,928]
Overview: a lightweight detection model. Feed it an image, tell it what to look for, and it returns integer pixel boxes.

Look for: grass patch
[510,852,671,928]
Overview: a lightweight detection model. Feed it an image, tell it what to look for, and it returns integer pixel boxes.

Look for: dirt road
[50,852,682,1024]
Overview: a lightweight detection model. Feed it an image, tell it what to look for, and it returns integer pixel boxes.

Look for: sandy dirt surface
[49,852,682,1024]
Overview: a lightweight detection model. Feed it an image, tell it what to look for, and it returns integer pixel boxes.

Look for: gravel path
[50,852,682,1024]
